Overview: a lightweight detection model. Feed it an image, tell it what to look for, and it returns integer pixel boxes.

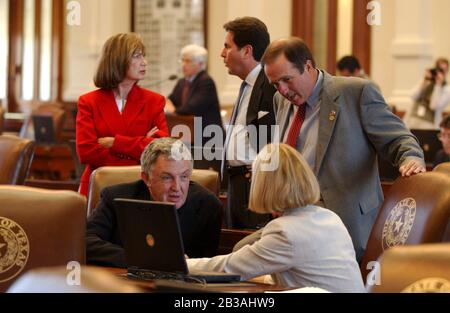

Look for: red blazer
[76,84,168,196]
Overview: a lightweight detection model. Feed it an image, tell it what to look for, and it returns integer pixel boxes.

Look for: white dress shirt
[226,64,262,166]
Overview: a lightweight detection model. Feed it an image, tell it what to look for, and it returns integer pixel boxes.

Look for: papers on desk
[255,275,331,293]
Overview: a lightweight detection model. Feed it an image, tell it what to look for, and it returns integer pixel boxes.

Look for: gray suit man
[235,37,425,261]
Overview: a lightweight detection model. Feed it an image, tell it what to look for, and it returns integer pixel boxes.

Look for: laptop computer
[32,115,55,143]
[114,198,241,283]
[410,129,441,164]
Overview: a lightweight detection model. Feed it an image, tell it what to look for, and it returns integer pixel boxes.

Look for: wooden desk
[29,143,76,180]
[105,267,289,293]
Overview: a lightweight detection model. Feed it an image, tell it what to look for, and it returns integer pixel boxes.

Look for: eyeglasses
[437,132,450,141]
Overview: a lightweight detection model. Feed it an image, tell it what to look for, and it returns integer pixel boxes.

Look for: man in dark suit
[166,44,224,145]
[434,115,450,167]
[86,138,223,268]
[220,17,276,229]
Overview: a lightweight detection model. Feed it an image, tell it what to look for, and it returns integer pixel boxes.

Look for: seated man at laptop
[86,137,223,268]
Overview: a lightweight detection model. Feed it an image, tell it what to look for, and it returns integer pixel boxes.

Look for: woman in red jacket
[76,33,168,196]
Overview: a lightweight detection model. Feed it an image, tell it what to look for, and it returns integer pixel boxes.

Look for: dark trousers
[226,166,271,229]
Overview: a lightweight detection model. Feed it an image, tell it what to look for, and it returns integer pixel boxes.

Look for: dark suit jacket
[224,68,276,159]
[86,180,223,268]
[245,69,277,150]
[169,71,224,142]
[433,149,450,167]
[223,68,277,228]
[76,84,168,196]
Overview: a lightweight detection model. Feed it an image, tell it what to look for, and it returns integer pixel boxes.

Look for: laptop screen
[410,128,440,164]
[32,115,55,143]
[114,198,189,274]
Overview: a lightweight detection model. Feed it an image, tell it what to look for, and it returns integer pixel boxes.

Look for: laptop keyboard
[127,268,206,284]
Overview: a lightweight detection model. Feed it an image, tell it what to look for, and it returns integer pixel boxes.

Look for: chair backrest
[87,165,220,216]
[361,172,450,281]
[165,112,195,144]
[367,243,450,293]
[0,104,5,135]
[32,103,66,143]
[433,162,450,174]
[410,129,441,164]
[19,102,66,143]
[0,185,86,292]
[0,135,35,184]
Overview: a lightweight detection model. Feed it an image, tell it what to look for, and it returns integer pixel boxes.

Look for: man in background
[408,57,450,129]
[337,55,369,79]
[166,44,224,145]
[336,55,380,90]
[86,137,223,268]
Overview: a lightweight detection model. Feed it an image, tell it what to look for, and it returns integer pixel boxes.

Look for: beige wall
[336,0,353,60]
[371,0,450,112]
[431,0,450,64]
[371,0,396,99]
[62,0,450,114]
[63,0,291,104]
[63,0,131,101]
[207,0,292,106]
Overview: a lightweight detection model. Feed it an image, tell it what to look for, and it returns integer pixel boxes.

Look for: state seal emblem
[402,278,450,293]
[381,198,416,250]
[0,217,30,283]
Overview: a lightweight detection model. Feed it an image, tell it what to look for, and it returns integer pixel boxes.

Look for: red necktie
[181,80,190,106]
[285,104,306,148]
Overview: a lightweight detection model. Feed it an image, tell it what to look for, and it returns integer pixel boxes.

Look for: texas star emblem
[402,278,450,293]
[381,198,416,250]
[0,217,30,283]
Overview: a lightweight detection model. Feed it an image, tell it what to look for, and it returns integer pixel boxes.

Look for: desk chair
[0,104,4,135]
[32,103,66,143]
[360,172,450,282]
[86,165,220,216]
[19,102,65,144]
[410,129,441,165]
[366,243,450,293]
[433,162,450,175]
[0,185,86,292]
[165,112,195,144]
[0,135,35,184]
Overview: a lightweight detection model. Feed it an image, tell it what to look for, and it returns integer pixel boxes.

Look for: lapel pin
[329,110,336,121]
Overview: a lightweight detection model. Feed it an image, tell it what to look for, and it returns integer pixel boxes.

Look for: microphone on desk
[147,74,178,87]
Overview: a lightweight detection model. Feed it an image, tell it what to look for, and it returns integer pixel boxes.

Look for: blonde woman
[76,33,168,196]
[187,143,365,292]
